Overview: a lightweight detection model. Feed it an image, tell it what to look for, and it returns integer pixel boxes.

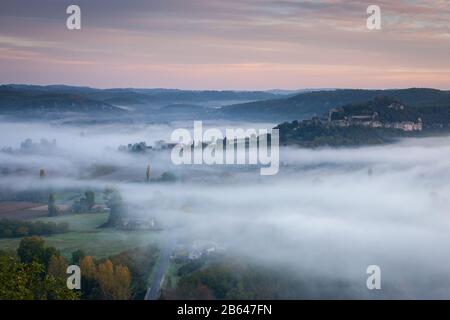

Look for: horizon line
[1,83,449,92]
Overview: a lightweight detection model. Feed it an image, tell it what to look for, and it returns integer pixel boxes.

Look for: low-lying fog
[2,120,450,298]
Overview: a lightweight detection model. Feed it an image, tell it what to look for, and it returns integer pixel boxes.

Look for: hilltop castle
[326,106,423,132]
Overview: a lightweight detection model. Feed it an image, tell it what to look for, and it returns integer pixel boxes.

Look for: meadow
[0,212,165,259]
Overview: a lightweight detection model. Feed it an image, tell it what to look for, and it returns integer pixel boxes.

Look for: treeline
[0,236,160,300]
[77,245,159,300]
[275,96,450,148]
[0,236,78,299]
[277,124,402,148]
[162,260,300,299]
[223,88,450,120]
[0,219,69,238]
[162,259,359,300]
[77,255,131,299]
[339,96,450,126]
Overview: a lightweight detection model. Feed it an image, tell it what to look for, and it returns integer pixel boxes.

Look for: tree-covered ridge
[333,96,450,125]
[275,97,450,148]
[223,88,450,121]
[162,258,358,300]
[276,125,403,147]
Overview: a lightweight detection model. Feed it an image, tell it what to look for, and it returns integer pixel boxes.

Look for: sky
[0,0,449,90]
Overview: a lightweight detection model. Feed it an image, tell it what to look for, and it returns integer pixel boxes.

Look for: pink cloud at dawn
[0,0,449,89]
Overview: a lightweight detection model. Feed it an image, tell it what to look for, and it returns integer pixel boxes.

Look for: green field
[0,213,166,260]
[53,191,83,204]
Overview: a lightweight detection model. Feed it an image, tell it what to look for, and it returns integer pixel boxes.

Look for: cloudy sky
[0,0,449,89]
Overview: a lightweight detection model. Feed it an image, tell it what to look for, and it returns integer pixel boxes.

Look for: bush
[158,171,177,182]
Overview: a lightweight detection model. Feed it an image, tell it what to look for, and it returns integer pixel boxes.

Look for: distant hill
[0,85,123,114]
[275,96,450,148]
[0,85,282,117]
[330,96,450,125]
[2,85,450,123]
[157,103,217,119]
[163,103,209,112]
[222,88,450,121]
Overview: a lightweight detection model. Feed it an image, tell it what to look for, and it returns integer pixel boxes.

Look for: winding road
[145,238,176,300]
